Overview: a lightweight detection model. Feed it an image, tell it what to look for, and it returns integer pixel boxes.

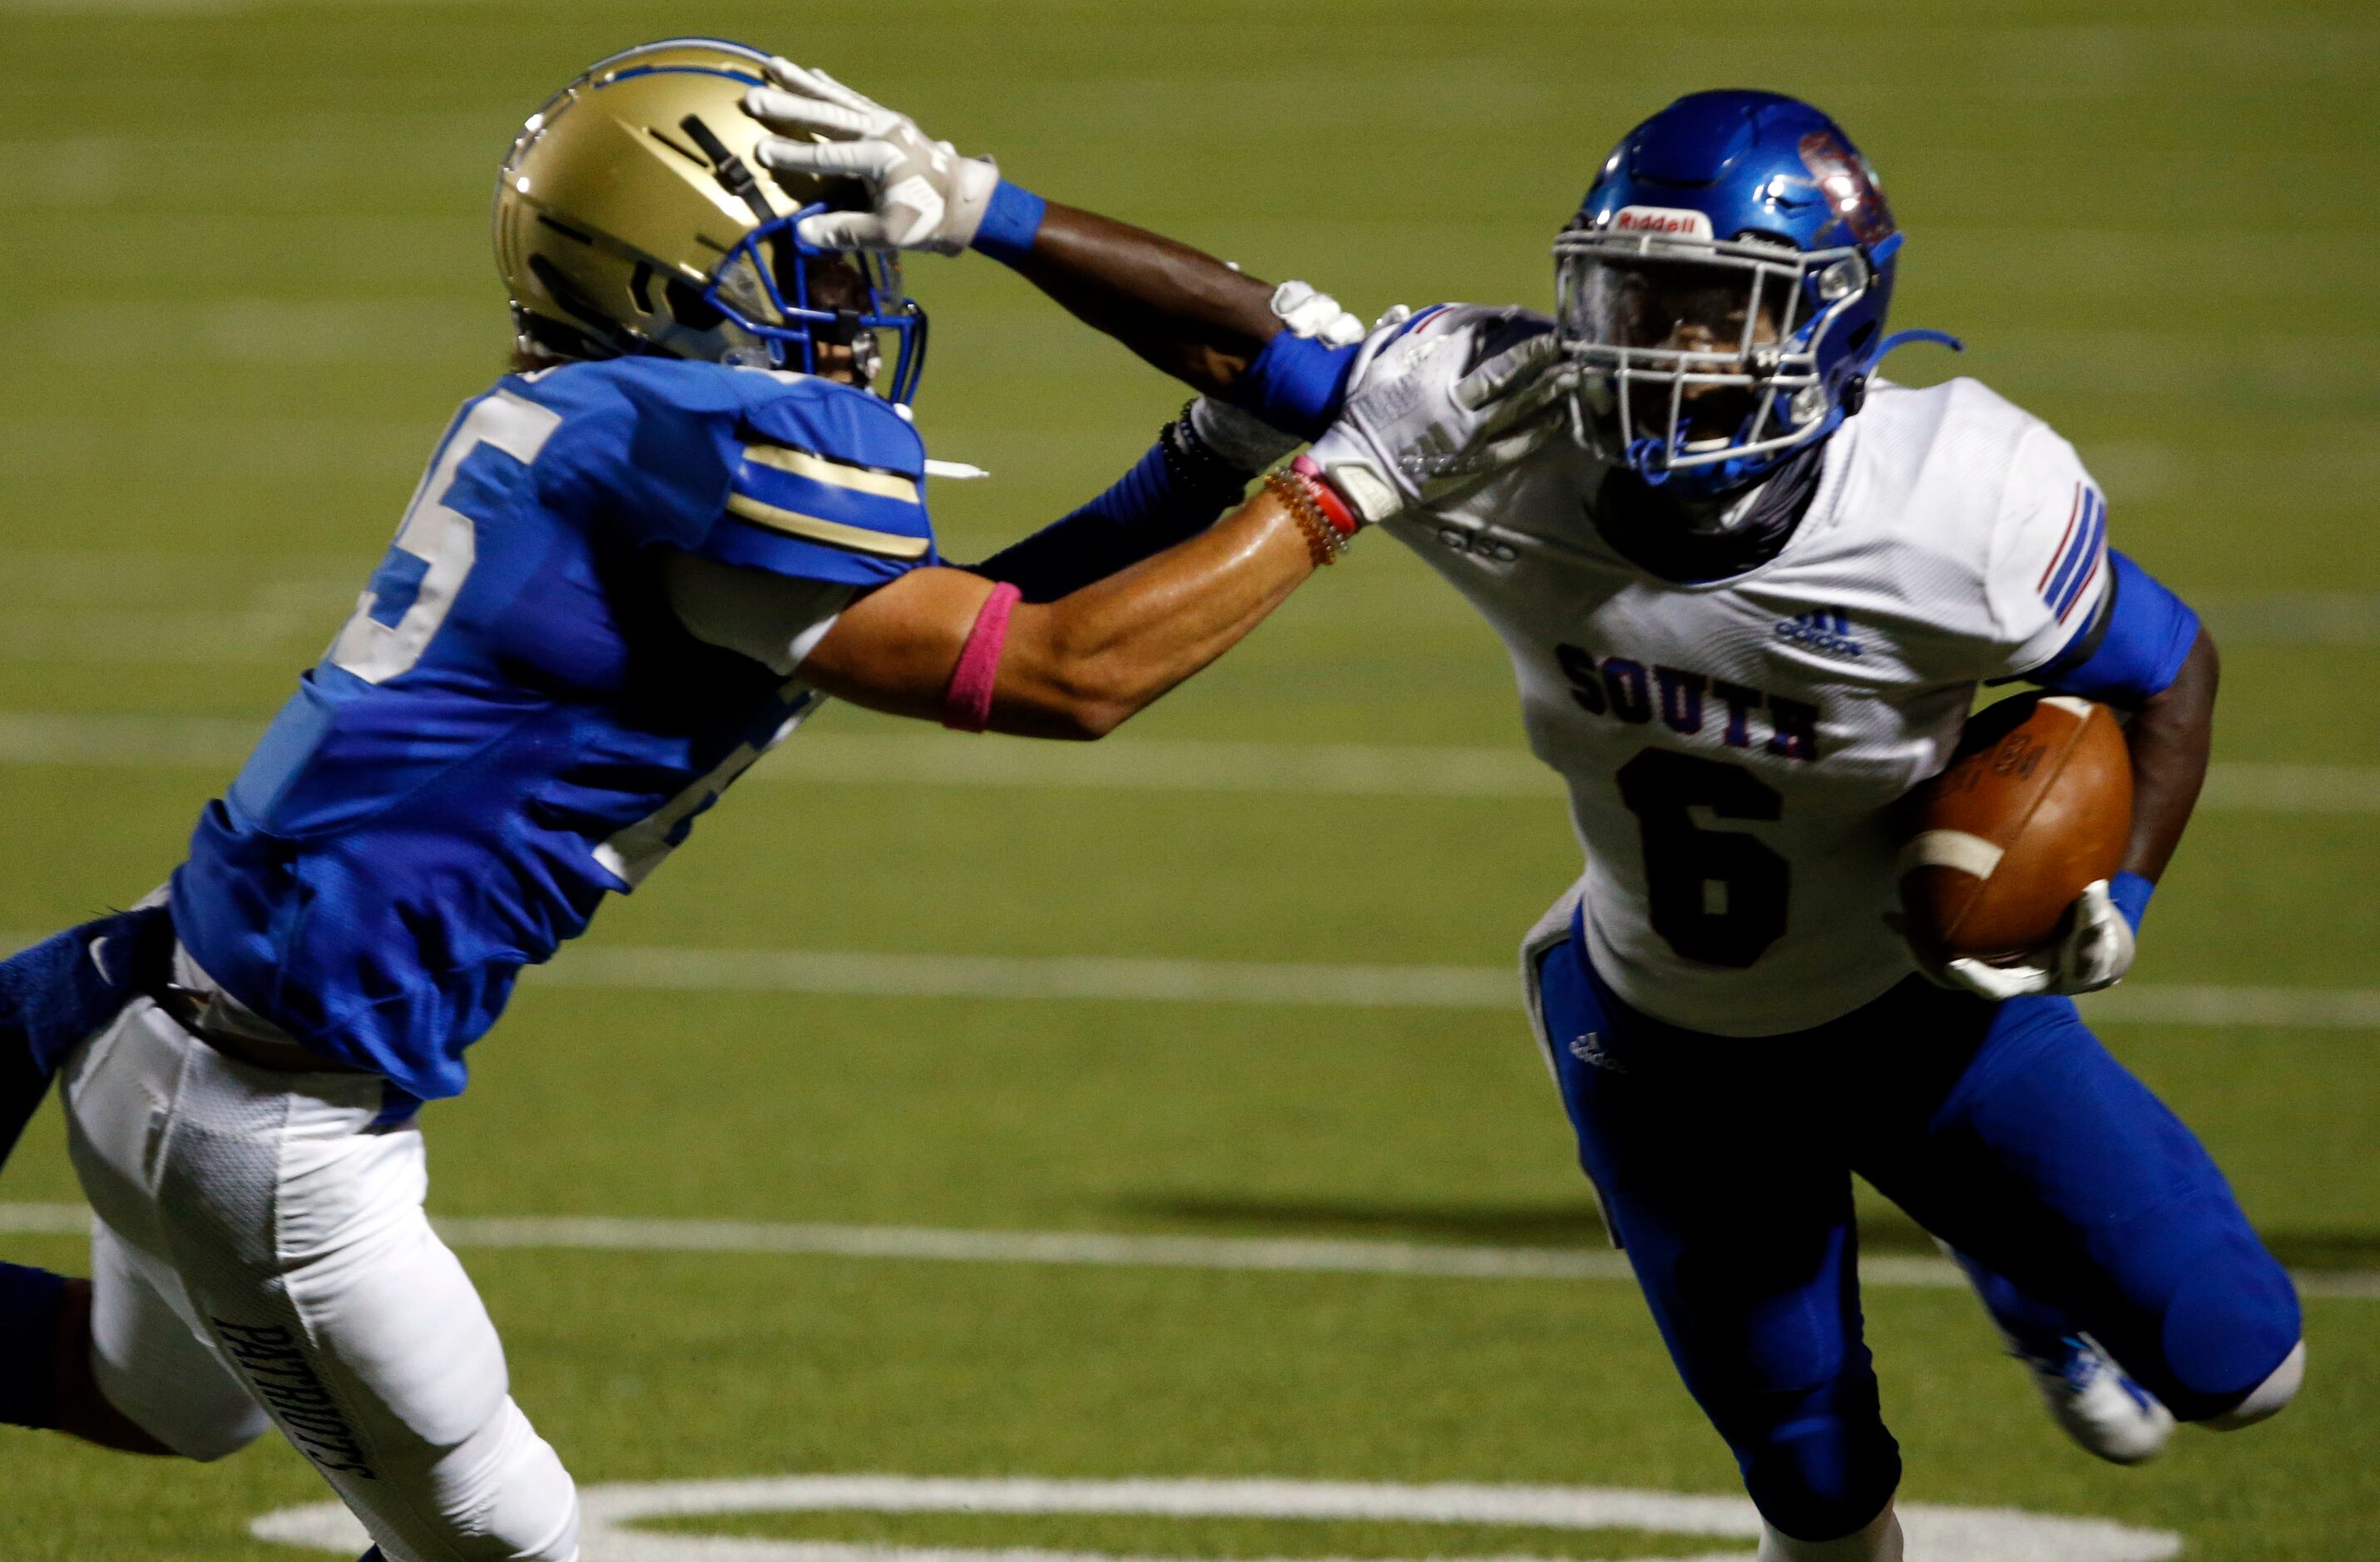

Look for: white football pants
[60,991,581,1562]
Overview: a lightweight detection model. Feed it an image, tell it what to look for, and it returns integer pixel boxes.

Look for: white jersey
[1383,308,2111,1036]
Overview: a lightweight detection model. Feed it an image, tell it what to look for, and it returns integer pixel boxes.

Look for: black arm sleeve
[970,418,1255,603]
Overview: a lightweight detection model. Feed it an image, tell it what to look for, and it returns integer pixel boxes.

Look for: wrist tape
[971,180,1047,267]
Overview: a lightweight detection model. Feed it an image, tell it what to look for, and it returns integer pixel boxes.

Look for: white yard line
[253,1471,2191,1561]
[540,947,1517,1011]
[543,947,2380,1032]
[1,1202,2368,1302]
[0,0,235,11]
[2198,591,2380,648]
[438,1215,1650,1284]
[759,733,1561,799]
[0,712,260,766]
[0,712,2373,813]
[0,927,2369,1030]
[2197,763,2380,814]
[2081,985,2380,1029]
[2,0,505,12]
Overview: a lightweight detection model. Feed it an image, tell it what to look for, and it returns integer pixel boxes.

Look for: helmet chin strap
[1647,463,1774,532]
[1625,326,1965,499]
[1591,438,1828,582]
[1624,437,1770,500]
[1702,472,1776,532]
[1873,327,1964,361]
[677,114,778,227]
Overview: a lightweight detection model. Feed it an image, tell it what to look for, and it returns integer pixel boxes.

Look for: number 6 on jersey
[1617,748,1789,968]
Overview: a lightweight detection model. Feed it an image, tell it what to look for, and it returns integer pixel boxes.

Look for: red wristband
[1290,455,1361,537]
[942,582,1022,733]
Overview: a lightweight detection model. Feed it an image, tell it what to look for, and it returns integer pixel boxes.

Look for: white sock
[1757,1503,1903,1561]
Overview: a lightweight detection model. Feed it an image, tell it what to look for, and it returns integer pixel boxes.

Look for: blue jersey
[171,358,936,1104]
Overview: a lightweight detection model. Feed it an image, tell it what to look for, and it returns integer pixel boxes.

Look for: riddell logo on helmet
[1611,206,1714,239]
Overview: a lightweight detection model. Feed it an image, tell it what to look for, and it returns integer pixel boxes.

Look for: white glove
[1304,313,1570,524]
[743,59,1000,254]
[1186,281,1373,471]
[1918,879,2139,1000]
[1269,279,1366,348]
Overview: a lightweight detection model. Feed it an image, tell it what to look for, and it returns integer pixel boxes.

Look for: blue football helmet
[495,39,928,403]
[1554,90,1953,497]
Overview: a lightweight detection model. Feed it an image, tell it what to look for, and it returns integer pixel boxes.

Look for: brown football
[1899,694,2132,961]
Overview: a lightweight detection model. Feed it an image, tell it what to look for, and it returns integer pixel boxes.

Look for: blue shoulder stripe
[2035,551,2200,704]
[2049,490,2107,621]
[2041,484,2102,615]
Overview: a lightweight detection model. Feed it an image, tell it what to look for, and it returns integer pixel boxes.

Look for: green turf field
[2,1,2375,1557]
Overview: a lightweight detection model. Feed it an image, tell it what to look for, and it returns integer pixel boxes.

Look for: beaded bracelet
[1158,403,1251,499]
[1263,470,1348,567]
[1289,454,1361,538]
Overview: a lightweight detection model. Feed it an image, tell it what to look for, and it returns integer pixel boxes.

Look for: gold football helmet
[493,38,927,400]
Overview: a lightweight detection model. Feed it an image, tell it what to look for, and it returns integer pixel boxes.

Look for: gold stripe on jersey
[742,442,923,504]
[723,493,933,560]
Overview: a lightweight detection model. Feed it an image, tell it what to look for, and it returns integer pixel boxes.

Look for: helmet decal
[1795,131,1894,247]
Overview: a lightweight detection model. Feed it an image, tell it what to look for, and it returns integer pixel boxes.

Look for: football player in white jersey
[746,72,2304,1562]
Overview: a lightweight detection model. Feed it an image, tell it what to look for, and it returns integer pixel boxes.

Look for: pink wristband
[1290,454,1361,536]
[941,581,1022,733]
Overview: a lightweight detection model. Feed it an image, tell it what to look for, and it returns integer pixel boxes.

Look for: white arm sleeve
[663,551,858,675]
[1980,424,2112,680]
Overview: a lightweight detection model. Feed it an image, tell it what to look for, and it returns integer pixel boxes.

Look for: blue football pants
[1535,921,2300,1543]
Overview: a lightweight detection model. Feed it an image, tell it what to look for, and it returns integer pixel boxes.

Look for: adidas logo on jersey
[1568,1031,1627,1074]
[1773,607,1863,659]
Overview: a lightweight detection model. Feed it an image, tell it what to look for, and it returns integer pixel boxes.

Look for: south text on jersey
[1553,645,1821,763]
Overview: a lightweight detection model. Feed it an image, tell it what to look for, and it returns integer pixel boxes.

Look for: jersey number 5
[328,391,563,685]
[1616,749,1789,968]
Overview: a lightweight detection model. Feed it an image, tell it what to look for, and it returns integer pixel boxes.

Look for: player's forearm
[2120,627,2218,883]
[991,487,1315,739]
[972,418,1254,602]
[794,489,1317,739]
[997,200,1284,398]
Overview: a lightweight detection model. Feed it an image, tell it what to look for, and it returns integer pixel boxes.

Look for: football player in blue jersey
[732,64,2308,1562]
[0,38,1564,1562]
